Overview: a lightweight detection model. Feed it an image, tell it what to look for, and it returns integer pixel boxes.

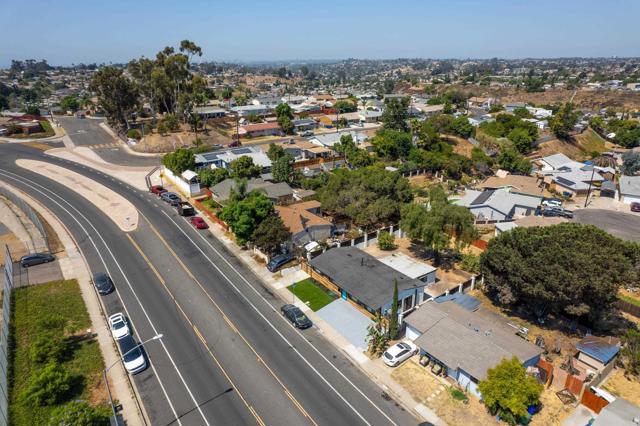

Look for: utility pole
[583,165,596,208]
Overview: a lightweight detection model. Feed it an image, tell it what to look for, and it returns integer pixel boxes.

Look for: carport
[316,299,373,351]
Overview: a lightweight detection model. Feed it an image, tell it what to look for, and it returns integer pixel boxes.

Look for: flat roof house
[404,294,543,397]
[239,122,284,138]
[211,178,294,205]
[195,146,271,170]
[379,253,436,286]
[592,398,640,426]
[309,131,368,149]
[194,106,227,119]
[307,247,427,319]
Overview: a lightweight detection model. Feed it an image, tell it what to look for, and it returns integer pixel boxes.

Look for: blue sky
[2,0,638,66]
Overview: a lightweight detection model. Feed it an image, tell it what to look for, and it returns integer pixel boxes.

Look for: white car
[108,313,130,340]
[542,199,562,208]
[383,341,419,367]
[118,335,147,374]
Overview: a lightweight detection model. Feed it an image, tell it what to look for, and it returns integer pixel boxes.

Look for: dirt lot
[442,134,475,157]
[133,126,230,153]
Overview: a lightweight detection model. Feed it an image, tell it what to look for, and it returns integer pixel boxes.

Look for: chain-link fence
[0,186,49,252]
[0,245,14,426]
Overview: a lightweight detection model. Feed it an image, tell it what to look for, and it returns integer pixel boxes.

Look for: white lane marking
[0,170,210,426]
[163,212,397,426]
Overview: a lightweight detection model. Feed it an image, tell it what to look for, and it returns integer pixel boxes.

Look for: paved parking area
[15,258,64,286]
[316,299,372,351]
[573,209,640,242]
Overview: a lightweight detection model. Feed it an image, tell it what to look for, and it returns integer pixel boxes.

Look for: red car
[150,185,167,196]
[631,202,640,213]
[190,216,209,229]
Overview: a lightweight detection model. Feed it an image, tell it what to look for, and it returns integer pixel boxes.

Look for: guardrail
[0,245,14,426]
[0,186,49,252]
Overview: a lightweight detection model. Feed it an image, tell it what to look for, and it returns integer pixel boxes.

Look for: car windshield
[113,321,125,330]
[383,352,393,360]
[295,314,307,322]
[123,346,142,362]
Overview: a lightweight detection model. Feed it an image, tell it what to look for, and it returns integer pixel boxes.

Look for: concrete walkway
[0,196,37,253]
[0,180,147,426]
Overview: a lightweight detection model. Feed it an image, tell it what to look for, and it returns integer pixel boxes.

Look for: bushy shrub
[126,129,141,140]
[30,335,66,364]
[459,252,480,274]
[48,401,110,426]
[23,362,73,406]
[377,231,396,250]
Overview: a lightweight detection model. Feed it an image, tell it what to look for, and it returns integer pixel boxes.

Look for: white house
[619,176,640,204]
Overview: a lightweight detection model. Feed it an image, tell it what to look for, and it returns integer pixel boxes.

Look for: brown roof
[241,122,281,132]
[275,200,331,234]
[477,175,545,197]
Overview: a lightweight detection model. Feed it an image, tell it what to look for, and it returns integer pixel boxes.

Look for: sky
[2,0,639,67]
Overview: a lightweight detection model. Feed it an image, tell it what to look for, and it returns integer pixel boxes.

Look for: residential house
[269,139,333,161]
[231,104,270,117]
[404,294,543,397]
[239,122,284,138]
[494,221,519,235]
[454,188,542,221]
[504,102,527,112]
[281,95,307,105]
[307,246,428,319]
[619,175,640,204]
[523,118,547,130]
[194,106,227,119]
[210,178,294,205]
[412,103,445,117]
[467,114,494,127]
[576,335,620,373]
[292,118,317,133]
[526,106,553,119]
[309,131,368,149]
[477,174,546,198]
[537,153,579,171]
[252,95,281,108]
[467,97,495,110]
[539,165,605,198]
[359,110,383,123]
[195,146,271,170]
[592,398,640,426]
[275,200,333,246]
[379,253,436,286]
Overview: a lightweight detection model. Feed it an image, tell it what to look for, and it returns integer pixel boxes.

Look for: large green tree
[162,147,195,174]
[198,167,228,187]
[89,66,140,128]
[219,191,274,245]
[478,357,543,425]
[371,129,413,160]
[333,134,373,168]
[272,154,294,183]
[381,97,410,132]
[318,165,412,228]
[251,215,291,256]
[549,103,579,140]
[230,156,262,179]
[60,95,79,112]
[480,223,640,322]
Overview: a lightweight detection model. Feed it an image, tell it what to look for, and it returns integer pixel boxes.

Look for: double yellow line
[127,218,317,426]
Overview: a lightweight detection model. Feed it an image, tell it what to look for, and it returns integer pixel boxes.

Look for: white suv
[383,341,419,367]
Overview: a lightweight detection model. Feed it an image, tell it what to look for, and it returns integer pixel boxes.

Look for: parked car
[19,252,55,267]
[229,140,241,147]
[383,341,419,367]
[108,313,130,340]
[118,334,147,374]
[542,198,562,208]
[93,272,114,295]
[161,192,181,206]
[631,202,640,213]
[280,304,312,329]
[150,185,166,195]
[190,216,208,229]
[541,208,562,217]
[267,253,294,272]
[549,206,574,219]
[175,202,195,216]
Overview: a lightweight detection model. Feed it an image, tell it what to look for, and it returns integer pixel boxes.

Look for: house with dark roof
[306,247,428,319]
[576,335,620,372]
[404,294,543,397]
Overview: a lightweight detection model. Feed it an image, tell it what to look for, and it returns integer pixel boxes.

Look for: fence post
[471,276,476,290]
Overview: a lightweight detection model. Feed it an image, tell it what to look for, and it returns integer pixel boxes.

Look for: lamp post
[104,334,163,425]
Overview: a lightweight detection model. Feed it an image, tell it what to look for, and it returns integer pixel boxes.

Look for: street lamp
[104,334,163,426]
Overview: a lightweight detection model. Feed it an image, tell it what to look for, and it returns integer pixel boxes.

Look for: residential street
[0,141,419,426]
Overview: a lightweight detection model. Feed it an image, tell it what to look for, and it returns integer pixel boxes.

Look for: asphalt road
[573,209,640,242]
[56,117,160,167]
[0,142,419,426]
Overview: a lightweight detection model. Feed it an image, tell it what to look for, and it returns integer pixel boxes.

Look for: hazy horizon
[2,0,639,68]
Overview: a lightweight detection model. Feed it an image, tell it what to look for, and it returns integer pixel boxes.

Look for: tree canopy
[333,134,374,168]
[318,165,412,228]
[197,167,228,187]
[480,223,640,322]
[219,191,274,245]
[478,357,543,425]
[89,66,139,128]
[162,148,195,174]
[621,151,640,175]
[381,97,410,132]
[372,129,413,160]
[271,154,294,183]
[230,156,262,179]
[251,215,291,256]
[549,103,579,140]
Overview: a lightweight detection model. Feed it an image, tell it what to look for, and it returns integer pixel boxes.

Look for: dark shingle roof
[308,247,425,310]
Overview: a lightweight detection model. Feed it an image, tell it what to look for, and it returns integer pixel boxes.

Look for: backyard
[8,280,108,426]
[287,278,336,311]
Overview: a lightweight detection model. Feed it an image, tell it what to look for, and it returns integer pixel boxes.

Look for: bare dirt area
[530,137,589,160]
[392,359,502,426]
[531,387,572,426]
[453,85,640,111]
[134,128,230,153]
[442,134,475,157]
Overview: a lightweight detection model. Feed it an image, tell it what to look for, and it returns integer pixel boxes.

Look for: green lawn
[287,279,336,311]
[9,280,108,426]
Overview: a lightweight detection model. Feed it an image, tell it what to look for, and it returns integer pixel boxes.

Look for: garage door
[623,195,640,204]
[405,325,421,341]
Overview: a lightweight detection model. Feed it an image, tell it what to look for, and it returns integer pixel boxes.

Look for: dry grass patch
[602,369,640,406]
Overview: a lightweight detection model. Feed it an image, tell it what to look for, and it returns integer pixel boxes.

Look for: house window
[401,294,415,313]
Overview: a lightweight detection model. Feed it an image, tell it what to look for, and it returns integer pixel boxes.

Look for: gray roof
[540,153,573,169]
[211,178,292,202]
[456,188,542,218]
[620,175,640,197]
[593,398,640,426]
[308,246,425,310]
[310,131,368,147]
[407,300,542,380]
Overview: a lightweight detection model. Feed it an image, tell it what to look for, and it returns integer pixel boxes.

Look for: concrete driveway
[316,299,373,351]
[562,404,595,426]
[573,209,640,242]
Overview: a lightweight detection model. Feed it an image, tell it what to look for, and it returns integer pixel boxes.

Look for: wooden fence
[193,200,229,231]
[581,389,609,414]
[617,299,640,318]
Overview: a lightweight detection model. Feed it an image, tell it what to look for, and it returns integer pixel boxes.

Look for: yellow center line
[139,216,318,426]
[126,234,266,426]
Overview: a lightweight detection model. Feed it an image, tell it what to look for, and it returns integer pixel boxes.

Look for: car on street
[542,198,562,208]
[93,272,114,295]
[175,201,195,216]
[280,304,312,329]
[383,341,419,367]
[149,185,166,195]
[631,202,640,213]
[19,252,55,267]
[108,313,130,340]
[190,216,209,229]
[118,334,147,374]
[267,253,294,272]
[161,192,181,206]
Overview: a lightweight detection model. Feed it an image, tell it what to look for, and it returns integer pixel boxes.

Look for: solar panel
[555,176,575,186]
[471,190,494,205]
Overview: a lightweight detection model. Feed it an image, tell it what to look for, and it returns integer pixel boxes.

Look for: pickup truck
[175,202,195,216]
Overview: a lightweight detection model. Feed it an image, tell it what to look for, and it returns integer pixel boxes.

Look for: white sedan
[383,341,419,367]
[108,313,130,340]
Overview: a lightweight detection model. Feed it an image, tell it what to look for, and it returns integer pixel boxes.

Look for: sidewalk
[99,122,163,158]
[0,180,147,426]
[190,200,447,426]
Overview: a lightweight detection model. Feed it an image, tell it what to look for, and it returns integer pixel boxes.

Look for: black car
[20,252,55,267]
[280,304,312,329]
[267,253,293,272]
[93,272,114,295]
[161,192,181,206]
[541,208,562,217]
